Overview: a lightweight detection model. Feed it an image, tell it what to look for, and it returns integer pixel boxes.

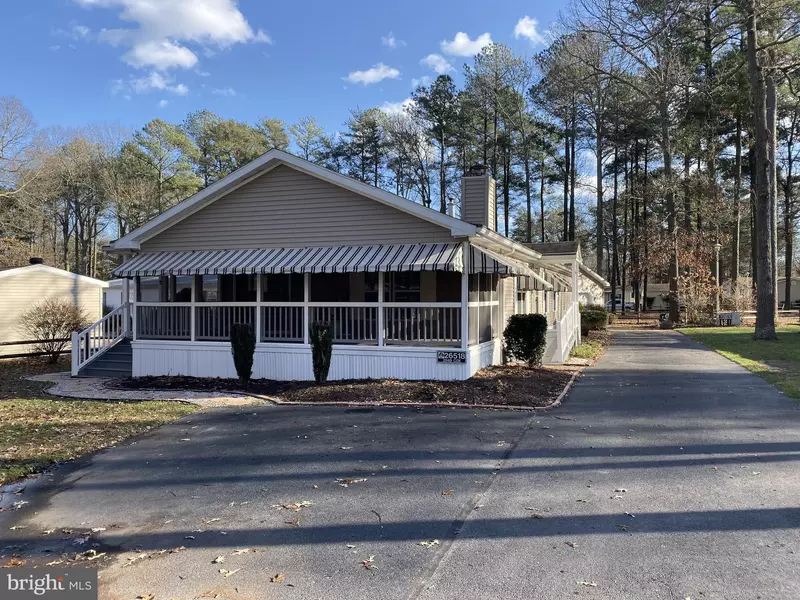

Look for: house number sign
[436,350,466,363]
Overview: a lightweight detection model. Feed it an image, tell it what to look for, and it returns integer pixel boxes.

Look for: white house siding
[132,341,473,381]
[141,164,454,252]
[0,267,104,356]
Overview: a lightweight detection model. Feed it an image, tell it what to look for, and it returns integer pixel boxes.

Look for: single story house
[72,151,602,380]
[778,276,800,308]
[1,260,107,358]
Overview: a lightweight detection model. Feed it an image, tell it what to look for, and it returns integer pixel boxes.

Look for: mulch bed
[111,365,578,408]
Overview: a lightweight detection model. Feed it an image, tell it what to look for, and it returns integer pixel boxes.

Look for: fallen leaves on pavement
[336,477,367,487]
[361,555,378,570]
[441,489,454,496]
[219,568,241,578]
[577,581,598,587]
[212,556,225,564]
[270,573,286,583]
[419,540,440,548]
[273,500,313,511]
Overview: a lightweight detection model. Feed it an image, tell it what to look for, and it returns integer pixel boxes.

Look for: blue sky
[3,1,558,135]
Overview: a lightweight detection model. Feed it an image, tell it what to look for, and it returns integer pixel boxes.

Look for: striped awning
[469,246,535,277]
[113,243,465,277]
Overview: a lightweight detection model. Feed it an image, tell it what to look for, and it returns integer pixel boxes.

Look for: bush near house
[503,313,548,367]
[309,321,333,383]
[230,323,256,383]
[20,299,88,363]
[580,304,609,336]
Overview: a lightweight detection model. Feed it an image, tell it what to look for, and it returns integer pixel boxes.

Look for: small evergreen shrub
[580,305,609,336]
[503,313,549,367]
[230,323,256,383]
[309,321,333,384]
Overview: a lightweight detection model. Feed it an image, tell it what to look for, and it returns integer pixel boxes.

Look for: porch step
[77,339,132,378]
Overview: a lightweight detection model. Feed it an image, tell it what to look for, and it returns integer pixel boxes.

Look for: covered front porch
[80,242,552,381]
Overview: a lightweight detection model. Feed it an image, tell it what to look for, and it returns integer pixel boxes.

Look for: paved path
[4,330,799,599]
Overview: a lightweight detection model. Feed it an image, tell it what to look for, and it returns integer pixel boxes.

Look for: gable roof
[0,263,109,286]
[107,150,479,252]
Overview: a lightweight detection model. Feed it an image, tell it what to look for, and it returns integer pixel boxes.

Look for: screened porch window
[194,274,256,302]
[309,273,379,302]
[136,275,191,302]
[467,272,500,345]
[262,274,304,302]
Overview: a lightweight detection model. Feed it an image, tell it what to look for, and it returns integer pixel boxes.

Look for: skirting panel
[132,342,471,381]
[467,340,501,377]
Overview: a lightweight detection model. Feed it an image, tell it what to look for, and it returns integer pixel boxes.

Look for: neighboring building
[0,260,108,357]
[73,151,603,380]
[779,276,800,308]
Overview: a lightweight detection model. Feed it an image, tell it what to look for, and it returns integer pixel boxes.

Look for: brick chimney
[460,164,496,231]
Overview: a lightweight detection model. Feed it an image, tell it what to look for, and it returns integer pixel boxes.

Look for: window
[467,272,501,345]
[196,275,219,302]
[310,273,350,302]
[137,275,191,302]
[385,272,420,302]
[436,271,461,302]
[262,274,303,302]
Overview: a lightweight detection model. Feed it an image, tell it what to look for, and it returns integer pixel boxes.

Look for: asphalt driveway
[3,329,800,599]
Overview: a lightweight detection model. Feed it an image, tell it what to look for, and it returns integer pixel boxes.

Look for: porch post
[303,273,310,345]
[132,277,138,342]
[572,261,581,343]
[190,275,196,342]
[461,241,469,351]
[377,272,385,346]
[122,277,131,337]
[255,274,262,343]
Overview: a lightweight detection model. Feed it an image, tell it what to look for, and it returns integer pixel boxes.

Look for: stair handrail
[71,302,130,376]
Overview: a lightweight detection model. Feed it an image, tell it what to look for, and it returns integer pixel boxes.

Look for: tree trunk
[746,2,777,339]
[732,112,742,282]
[524,147,532,243]
[563,125,570,241]
[596,119,604,273]
[569,100,577,241]
[661,99,680,323]
[611,143,619,313]
[540,157,546,242]
[766,64,778,313]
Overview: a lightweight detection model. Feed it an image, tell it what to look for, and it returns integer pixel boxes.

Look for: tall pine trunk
[746,2,777,339]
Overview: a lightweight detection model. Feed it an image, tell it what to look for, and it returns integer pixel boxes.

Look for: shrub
[230,323,256,383]
[503,313,549,367]
[309,321,333,384]
[19,299,88,363]
[580,305,608,336]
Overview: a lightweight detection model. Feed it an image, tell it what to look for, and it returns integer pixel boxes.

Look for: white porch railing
[134,302,462,347]
[384,306,461,345]
[71,302,129,376]
[549,301,579,363]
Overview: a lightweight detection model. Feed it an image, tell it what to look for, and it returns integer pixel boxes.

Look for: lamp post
[714,242,722,317]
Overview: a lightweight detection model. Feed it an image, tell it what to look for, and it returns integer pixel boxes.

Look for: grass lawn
[680,325,800,400]
[571,330,611,362]
[0,357,198,484]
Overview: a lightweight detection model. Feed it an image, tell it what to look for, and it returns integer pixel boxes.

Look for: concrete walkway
[5,330,799,600]
[25,372,266,407]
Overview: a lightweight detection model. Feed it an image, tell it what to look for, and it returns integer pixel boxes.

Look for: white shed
[0,261,108,357]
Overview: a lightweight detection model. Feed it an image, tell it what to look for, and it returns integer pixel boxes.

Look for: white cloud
[72,24,91,38]
[514,16,545,45]
[158,99,169,108]
[124,40,198,69]
[381,31,405,48]
[420,53,452,74]
[440,31,492,56]
[128,71,189,95]
[74,0,271,70]
[411,75,432,89]
[49,45,62,52]
[380,98,415,116]
[212,87,236,96]
[344,63,400,85]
